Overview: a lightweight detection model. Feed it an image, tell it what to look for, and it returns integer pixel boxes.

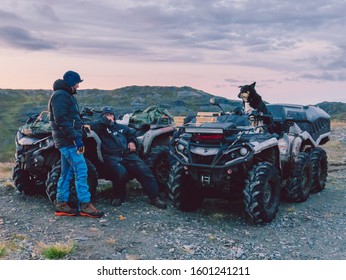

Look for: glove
[74,138,85,154]
[233,106,244,116]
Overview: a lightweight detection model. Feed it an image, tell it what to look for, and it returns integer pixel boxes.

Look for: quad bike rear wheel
[12,161,45,195]
[144,146,175,192]
[45,158,98,204]
[282,152,312,202]
[309,147,328,193]
[167,163,203,212]
[244,162,281,223]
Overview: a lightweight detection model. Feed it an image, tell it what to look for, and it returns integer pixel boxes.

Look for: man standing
[90,106,167,209]
[49,70,104,218]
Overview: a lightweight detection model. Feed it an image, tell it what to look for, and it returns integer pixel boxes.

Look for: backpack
[19,111,52,137]
[129,105,173,125]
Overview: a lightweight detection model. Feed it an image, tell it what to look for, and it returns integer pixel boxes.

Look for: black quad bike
[12,107,175,204]
[12,110,98,205]
[168,98,330,223]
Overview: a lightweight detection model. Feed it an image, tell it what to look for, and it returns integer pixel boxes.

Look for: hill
[0,86,345,161]
[316,101,346,122]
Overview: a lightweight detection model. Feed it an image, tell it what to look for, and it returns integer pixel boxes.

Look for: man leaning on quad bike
[88,106,167,209]
[13,96,174,209]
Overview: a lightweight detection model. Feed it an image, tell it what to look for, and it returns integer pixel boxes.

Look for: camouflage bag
[19,111,52,137]
[129,105,173,125]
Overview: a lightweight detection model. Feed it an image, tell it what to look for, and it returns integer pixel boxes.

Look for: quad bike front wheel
[167,163,203,212]
[12,161,45,195]
[282,152,312,202]
[244,162,281,224]
[45,158,98,204]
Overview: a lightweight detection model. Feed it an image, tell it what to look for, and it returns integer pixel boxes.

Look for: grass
[0,236,25,259]
[0,162,13,180]
[39,241,76,260]
[331,121,346,128]
[0,243,6,258]
[0,235,76,260]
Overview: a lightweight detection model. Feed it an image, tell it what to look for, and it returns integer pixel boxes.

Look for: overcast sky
[1,0,346,104]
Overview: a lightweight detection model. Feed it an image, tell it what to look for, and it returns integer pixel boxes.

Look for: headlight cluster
[176,143,187,156]
[239,147,248,156]
[226,147,249,161]
[177,144,185,151]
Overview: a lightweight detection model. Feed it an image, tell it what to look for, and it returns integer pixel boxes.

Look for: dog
[238,82,269,114]
[237,82,277,134]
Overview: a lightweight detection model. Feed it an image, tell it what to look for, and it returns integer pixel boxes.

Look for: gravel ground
[0,124,345,260]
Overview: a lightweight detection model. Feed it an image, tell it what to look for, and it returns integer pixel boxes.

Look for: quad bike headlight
[239,147,248,156]
[177,143,185,152]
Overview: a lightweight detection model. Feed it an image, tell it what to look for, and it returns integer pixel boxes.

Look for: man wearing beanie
[48,71,104,218]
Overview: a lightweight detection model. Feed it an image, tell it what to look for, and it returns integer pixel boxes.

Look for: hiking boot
[55,202,79,217]
[80,202,104,218]
[111,198,124,207]
[149,196,167,209]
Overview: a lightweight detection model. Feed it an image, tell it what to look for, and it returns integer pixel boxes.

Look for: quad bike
[12,110,98,205]
[168,98,330,223]
[13,106,175,204]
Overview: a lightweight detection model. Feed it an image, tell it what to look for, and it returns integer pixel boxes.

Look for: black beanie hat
[63,71,83,87]
[101,106,115,116]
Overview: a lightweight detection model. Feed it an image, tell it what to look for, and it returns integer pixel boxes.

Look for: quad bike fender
[85,129,104,163]
[251,137,279,154]
[18,135,52,146]
[141,126,175,155]
[298,131,330,147]
[289,122,330,147]
[252,137,281,170]
[287,134,302,163]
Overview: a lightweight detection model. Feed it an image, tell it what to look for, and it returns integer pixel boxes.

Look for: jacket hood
[53,79,75,94]
[63,71,83,87]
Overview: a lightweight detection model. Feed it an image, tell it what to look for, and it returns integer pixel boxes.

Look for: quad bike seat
[128,123,150,137]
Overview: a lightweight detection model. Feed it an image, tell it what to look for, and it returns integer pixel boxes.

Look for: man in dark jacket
[90,106,167,209]
[48,70,104,218]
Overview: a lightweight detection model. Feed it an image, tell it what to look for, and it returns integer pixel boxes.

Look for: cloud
[0,8,19,19]
[1,0,346,79]
[0,26,56,50]
[34,4,60,22]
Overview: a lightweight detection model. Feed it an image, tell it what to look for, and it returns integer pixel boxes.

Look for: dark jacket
[90,116,138,159]
[48,79,83,148]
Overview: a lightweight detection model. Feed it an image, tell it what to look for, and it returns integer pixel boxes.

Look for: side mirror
[209,98,219,105]
[210,97,225,112]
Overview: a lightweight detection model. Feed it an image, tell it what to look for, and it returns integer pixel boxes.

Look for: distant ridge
[315,101,346,121]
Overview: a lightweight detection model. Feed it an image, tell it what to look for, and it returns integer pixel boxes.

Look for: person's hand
[102,114,111,122]
[103,113,114,122]
[128,142,136,152]
[74,138,85,154]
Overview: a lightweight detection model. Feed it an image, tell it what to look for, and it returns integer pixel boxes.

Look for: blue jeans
[57,146,91,203]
